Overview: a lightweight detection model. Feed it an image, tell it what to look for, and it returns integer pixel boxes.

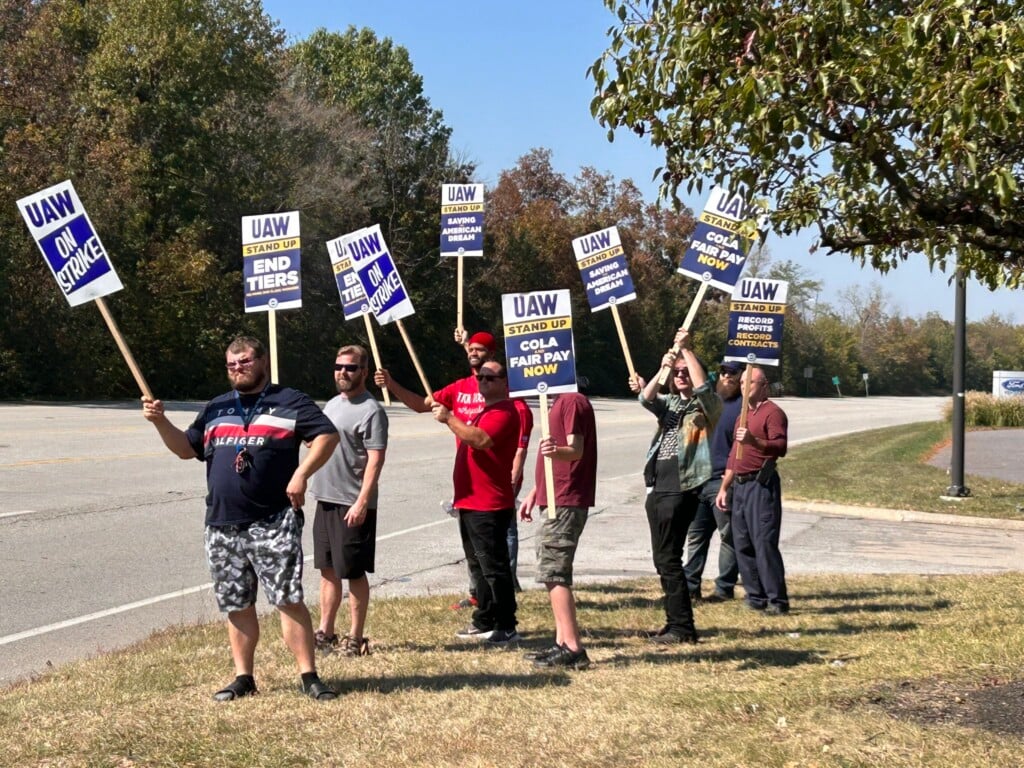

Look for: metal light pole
[946,266,970,497]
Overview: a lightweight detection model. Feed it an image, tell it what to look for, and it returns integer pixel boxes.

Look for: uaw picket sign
[677,185,760,293]
[502,289,577,397]
[572,225,636,312]
[341,224,414,325]
[242,211,302,312]
[327,230,370,320]
[723,278,790,367]
[17,180,123,307]
[440,183,484,258]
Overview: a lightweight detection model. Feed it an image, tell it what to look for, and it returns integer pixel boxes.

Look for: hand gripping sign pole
[242,211,302,384]
[722,277,790,460]
[571,225,639,383]
[502,289,577,519]
[657,186,765,386]
[328,231,391,405]
[440,183,485,340]
[344,225,432,394]
[16,179,153,399]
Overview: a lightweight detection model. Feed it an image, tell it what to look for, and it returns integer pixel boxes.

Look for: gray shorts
[204,507,305,613]
[534,506,589,586]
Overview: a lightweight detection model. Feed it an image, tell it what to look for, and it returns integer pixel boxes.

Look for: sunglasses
[476,374,505,382]
[334,363,364,372]
[672,368,690,377]
[226,358,256,371]
[719,369,740,377]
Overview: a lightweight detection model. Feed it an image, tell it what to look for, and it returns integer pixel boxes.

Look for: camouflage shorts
[204,507,305,613]
[535,506,589,586]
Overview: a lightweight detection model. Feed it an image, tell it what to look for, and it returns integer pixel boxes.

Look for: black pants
[645,490,700,635]
[458,508,517,631]
[732,474,788,609]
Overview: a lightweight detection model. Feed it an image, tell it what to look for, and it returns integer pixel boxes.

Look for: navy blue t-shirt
[185,385,337,526]
[710,394,743,476]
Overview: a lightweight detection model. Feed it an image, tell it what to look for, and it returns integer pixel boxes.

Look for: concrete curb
[787,499,1024,531]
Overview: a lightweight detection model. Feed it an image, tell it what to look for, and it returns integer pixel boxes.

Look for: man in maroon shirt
[518,391,597,670]
[432,361,521,644]
[715,366,790,615]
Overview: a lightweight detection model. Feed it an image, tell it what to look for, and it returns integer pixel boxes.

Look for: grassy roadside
[3,574,1024,767]
[784,421,1024,519]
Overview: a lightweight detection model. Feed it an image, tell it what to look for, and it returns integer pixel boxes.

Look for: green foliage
[591,0,1024,289]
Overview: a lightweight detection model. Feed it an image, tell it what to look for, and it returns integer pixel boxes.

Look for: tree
[590,0,1024,289]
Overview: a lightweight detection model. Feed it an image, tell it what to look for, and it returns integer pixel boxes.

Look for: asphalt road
[0,395,955,685]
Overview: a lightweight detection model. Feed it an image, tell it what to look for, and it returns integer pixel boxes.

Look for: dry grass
[4,574,1024,767]
[784,421,1024,518]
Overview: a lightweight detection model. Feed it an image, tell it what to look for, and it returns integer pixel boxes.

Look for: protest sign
[571,225,636,311]
[723,278,789,367]
[17,180,123,307]
[242,211,301,313]
[341,225,429,393]
[677,185,760,292]
[502,290,577,398]
[326,230,390,404]
[16,179,150,397]
[571,225,638,377]
[440,183,484,258]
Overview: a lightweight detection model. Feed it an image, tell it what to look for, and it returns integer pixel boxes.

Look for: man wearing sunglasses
[141,336,340,701]
[374,329,533,605]
[630,328,721,644]
[309,345,388,658]
[683,360,743,603]
[432,361,521,644]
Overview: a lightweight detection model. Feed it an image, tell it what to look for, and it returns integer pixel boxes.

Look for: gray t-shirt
[309,391,388,507]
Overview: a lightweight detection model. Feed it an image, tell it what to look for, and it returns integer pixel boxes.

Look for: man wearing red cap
[374,329,533,603]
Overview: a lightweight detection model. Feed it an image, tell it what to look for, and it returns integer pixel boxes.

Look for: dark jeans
[645,490,700,635]
[469,517,519,595]
[732,474,788,609]
[683,476,738,597]
[459,508,517,631]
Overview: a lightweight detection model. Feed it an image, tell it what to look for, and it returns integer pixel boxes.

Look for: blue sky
[263,0,1020,323]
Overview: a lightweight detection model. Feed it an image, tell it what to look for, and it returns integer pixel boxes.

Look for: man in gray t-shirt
[309,344,388,657]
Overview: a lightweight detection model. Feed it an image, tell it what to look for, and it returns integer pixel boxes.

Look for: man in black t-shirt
[143,336,340,702]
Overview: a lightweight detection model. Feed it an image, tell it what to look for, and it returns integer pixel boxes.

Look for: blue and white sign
[677,186,759,292]
[571,225,637,312]
[16,179,123,307]
[341,224,415,325]
[723,278,789,367]
[242,211,301,313]
[440,183,484,258]
[992,370,1024,399]
[327,231,369,320]
[502,289,577,397]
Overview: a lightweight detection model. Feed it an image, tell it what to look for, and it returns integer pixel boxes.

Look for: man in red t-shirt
[518,392,597,669]
[374,329,534,602]
[432,361,521,644]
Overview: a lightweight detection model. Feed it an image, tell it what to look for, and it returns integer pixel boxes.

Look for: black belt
[734,472,759,485]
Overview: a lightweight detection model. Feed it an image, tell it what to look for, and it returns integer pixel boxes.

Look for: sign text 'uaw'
[440,183,484,258]
[17,179,123,307]
[341,224,415,325]
[723,278,789,367]
[677,186,761,293]
[571,226,637,312]
[242,211,302,313]
[502,289,577,397]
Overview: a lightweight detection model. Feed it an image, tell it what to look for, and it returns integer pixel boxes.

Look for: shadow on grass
[813,599,952,615]
[574,596,661,611]
[605,646,826,670]
[796,587,935,601]
[334,671,572,694]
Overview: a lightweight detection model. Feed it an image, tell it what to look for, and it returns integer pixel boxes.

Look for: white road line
[0,517,453,647]
[0,510,38,520]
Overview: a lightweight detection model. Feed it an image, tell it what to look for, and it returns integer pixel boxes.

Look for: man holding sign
[715,367,790,615]
[631,328,720,644]
[141,337,340,701]
[432,361,521,645]
[518,391,597,670]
